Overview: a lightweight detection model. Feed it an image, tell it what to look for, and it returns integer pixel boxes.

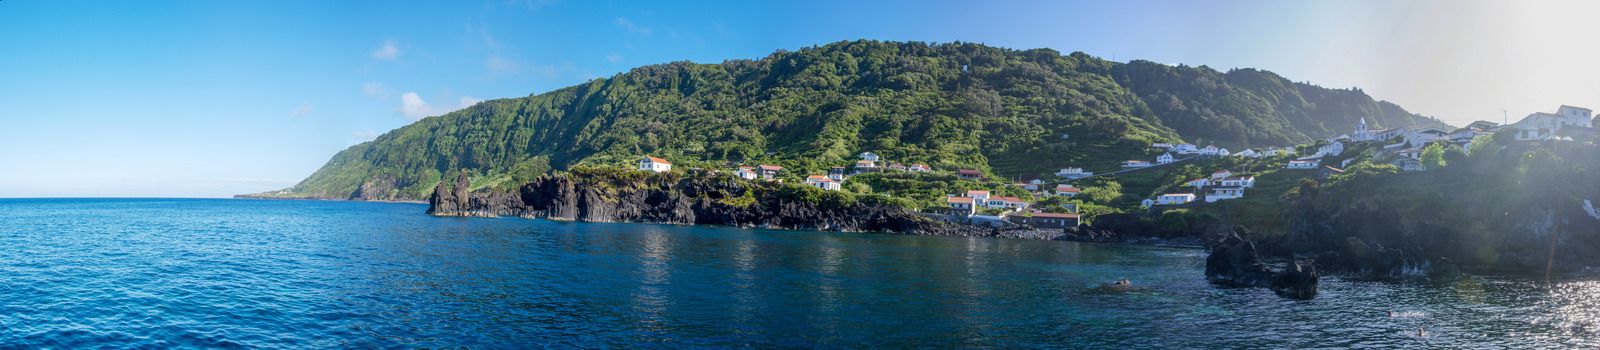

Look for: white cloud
[361,82,389,99]
[614,17,652,36]
[399,92,484,120]
[606,52,624,63]
[289,103,314,118]
[370,39,399,60]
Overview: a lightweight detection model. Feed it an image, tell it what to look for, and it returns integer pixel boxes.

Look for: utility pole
[1502,109,1508,125]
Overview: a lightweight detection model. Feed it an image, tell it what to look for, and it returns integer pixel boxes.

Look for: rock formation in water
[1205,226,1319,300]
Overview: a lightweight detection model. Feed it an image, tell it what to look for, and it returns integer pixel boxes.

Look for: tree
[1421,143,1447,170]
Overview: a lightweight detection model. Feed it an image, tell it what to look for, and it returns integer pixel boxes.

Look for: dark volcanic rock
[427,170,1019,238]
[1206,226,1319,299]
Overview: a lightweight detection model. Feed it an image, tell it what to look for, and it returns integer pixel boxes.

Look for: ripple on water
[1,198,1598,348]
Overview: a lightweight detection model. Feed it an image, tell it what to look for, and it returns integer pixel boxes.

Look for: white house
[1265,147,1295,157]
[827,166,847,181]
[736,166,758,180]
[1199,145,1221,156]
[854,159,879,171]
[1173,144,1199,154]
[638,156,672,173]
[1156,193,1196,205]
[1512,105,1593,141]
[804,175,841,191]
[1206,186,1245,203]
[908,163,932,172]
[1152,142,1174,149]
[1404,129,1449,148]
[966,190,991,203]
[1218,176,1256,188]
[859,152,881,162]
[1217,148,1231,157]
[947,196,977,216]
[1123,160,1153,168]
[1287,160,1318,169]
[1210,170,1234,180]
[1140,199,1156,208]
[1053,184,1080,197]
[1314,141,1346,159]
[1236,149,1261,158]
[985,196,1029,210]
[1056,167,1093,179]
[1183,178,1211,188]
[1156,153,1176,164]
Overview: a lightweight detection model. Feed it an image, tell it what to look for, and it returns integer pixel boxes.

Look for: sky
[0,0,1595,198]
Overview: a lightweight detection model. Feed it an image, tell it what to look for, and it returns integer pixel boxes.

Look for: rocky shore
[427,169,1079,240]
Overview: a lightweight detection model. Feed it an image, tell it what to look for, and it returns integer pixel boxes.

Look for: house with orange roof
[638,156,672,173]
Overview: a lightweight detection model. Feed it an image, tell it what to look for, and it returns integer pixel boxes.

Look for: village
[629,104,1595,230]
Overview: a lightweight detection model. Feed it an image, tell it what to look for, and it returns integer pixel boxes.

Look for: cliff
[427,168,1065,239]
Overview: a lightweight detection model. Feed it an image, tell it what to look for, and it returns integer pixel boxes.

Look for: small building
[1396,148,1424,160]
[1005,212,1080,229]
[757,165,784,180]
[1218,176,1256,188]
[908,163,932,172]
[1199,145,1221,156]
[1140,199,1156,208]
[1206,186,1245,202]
[1512,105,1593,141]
[947,196,977,216]
[1217,148,1231,157]
[1210,170,1234,180]
[854,159,879,171]
[957,169,983,180]
[827,166,848,181]
[985,196,1029,210]
[1236,149,1261,158]
[1173,144,1199,154]
[1053,184,1080,197]
[1122,160,1153,168]
[1156,193,1196,206]
[859,151,880,162]
[804,175,841,191]
[965,190,991,203]
[638,156,672,173]
[1055,167,1093,179]
[736,166,758,180]
[1287,160,1318,169]
[887,163,908,171]
[1183,178,1210,188]
[1156,153,1175,164]
[1152,142,1174,149]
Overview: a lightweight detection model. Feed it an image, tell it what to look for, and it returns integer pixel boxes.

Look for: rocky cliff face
[426,169,1058,238]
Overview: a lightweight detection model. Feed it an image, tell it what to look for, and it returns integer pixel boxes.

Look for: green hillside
[259,40,1448,201]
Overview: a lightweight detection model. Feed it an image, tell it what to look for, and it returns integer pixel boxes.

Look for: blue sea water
[1,198,1597,348]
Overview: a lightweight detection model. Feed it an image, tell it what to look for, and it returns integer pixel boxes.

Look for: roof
[958,169,981,175]
[1560,105,1592,112]
[1213,170,1232,174]
[947,196,975,204]
[966,190,990,195]
[642,156,670,164]
[738,166,754,171]
[1221,176,1254,181]
[1186,178,1208,184]
[1055,185,1079,191]
[910,163,929,168]
[757,164,784,171]
[991,196,1026,203]
[805,175,833,182]
[1289,159,1315,163]
[1160,193,1196,198]
[1030,212,1080,219]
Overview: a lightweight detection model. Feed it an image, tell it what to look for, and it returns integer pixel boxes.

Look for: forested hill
[257,40,1448,201]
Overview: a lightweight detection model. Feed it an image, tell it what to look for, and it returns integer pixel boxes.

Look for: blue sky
[1,0,1595,197]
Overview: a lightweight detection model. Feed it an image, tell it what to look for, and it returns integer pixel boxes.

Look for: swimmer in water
[1417,327,1426,337]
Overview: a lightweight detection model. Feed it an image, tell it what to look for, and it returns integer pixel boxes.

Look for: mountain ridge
[249,40,1449,201]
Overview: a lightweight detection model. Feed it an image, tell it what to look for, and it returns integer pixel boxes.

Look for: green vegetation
[264,40,1447,202]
